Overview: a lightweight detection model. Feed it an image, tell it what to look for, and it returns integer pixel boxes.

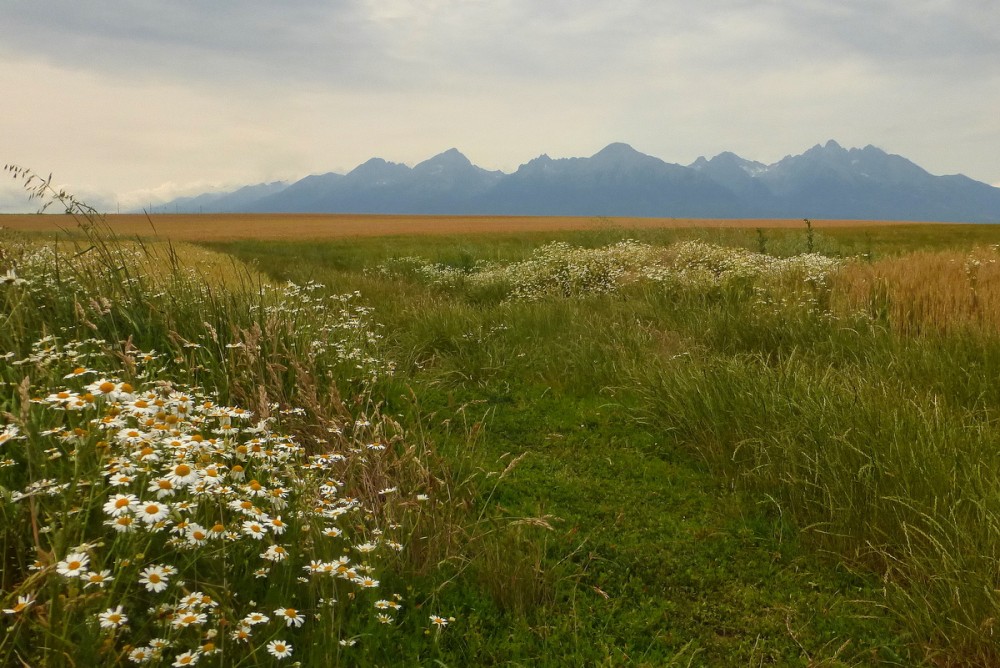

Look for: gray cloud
[1,0,998,204]
[8,1,994,88]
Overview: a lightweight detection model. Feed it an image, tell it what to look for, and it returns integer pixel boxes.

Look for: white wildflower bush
[374,239,841,307]
[0,183,454,666]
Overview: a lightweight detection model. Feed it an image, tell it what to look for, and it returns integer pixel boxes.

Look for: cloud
[2,0,998,199]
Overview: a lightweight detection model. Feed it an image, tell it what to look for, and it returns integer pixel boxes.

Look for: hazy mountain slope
[153,141,1000,222]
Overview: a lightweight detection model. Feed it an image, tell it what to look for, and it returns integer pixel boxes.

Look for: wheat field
[0,212,924,241]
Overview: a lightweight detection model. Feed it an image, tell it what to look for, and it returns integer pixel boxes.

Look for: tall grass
[349,234,1000,665]
[0,170,478,666]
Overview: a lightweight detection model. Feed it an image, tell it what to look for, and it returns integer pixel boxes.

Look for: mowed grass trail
[212,225,1000,666]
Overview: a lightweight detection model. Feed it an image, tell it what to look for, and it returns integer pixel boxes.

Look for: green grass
[10,212,1000,665]
[216,229,985,665]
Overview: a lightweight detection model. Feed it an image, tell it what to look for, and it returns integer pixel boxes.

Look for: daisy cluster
[373,240,841,302]
[2,217,451,666]
[0,355,445,664]
[254,282,395,384]
[0,235,392,390]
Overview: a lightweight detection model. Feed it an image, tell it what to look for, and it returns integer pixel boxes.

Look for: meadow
[5,180,1000,666]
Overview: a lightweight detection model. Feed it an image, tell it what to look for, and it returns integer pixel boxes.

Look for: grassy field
[5,203,1000,666]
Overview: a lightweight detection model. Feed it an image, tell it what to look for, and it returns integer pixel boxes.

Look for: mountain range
[154,141,1000,223]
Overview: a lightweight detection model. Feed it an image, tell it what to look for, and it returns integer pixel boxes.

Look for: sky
[2,0,999,212]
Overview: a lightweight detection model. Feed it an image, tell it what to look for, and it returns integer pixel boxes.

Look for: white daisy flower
[98,605,129,628]
[56,552,90,578]
[266,639,293,659]
[261,545,288,562]
[242,611,269,625]
[82,569,114,588]
[103,493,139,517]
[137,501,171,524]
[171,650,200,666]
[274,606,305,627]
[139,565,170,593]
[3,594,35,615]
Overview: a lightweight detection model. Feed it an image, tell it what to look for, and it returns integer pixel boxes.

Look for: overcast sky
[2,0,998,212]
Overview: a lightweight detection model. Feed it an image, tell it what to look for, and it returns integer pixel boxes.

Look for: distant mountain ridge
[153,141,1000,222]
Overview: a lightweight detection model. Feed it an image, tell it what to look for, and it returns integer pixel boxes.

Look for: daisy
[430,615,449,628]
[303,560,329,574]
[0,425,23,447]
[266,640,293,659]
[261,545,288,562]
[199,465,224,486]
[376,613,394,624]
[139,565,170,593]
[185,524,209,545]
[171,651,200,667]
[128,647,153,664]
[274,607,305,628]
[230,625,252,642]
[179,592,218,610]
[267,516,287,534]
[148,478,176,498]
[107,514,138,533]
[3,594,34,615]
[82,569,114,588]
[56,552,90,578]
[117,428,149,446]
[245,479,267,497]
[133,445,159,462]
[88,379,122,396]
[242,611,269,625]
[98,605,129,628]
[103,493,139,517]
[354,576,379,588]
[171,611,207,629]
[137,501,170,524]
[164,461,199,487]
[107,472,135,487]
[241,520,266,539]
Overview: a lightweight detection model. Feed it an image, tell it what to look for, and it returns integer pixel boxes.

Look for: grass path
[216,235,917,665]
[416,382,907,665]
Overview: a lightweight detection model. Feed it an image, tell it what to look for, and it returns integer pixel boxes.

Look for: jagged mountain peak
[591,142,643,159]
[415,148,473,170]
[151,142,1000,222]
